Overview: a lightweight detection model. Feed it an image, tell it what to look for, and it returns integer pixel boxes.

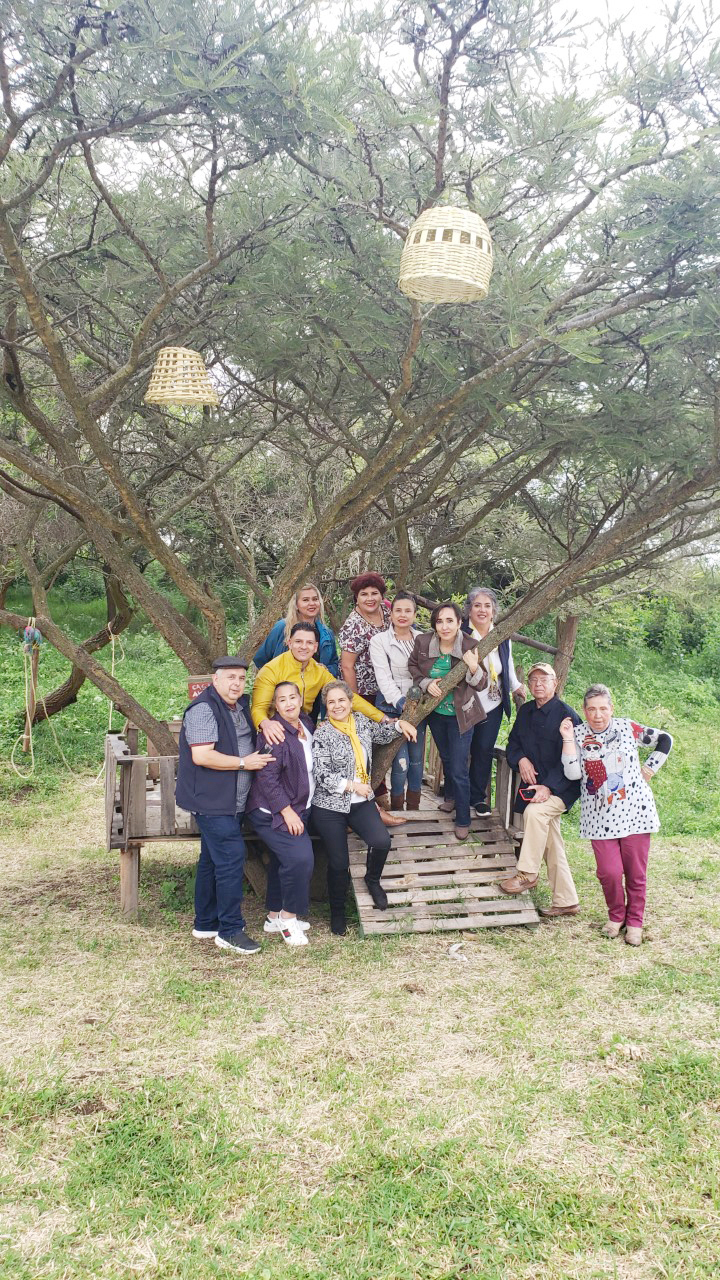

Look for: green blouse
[429,651,455,715]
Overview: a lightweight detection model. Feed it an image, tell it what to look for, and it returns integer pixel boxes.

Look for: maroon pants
[590,833,651,928]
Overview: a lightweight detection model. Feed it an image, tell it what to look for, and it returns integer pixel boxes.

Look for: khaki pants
[517,796,578,908]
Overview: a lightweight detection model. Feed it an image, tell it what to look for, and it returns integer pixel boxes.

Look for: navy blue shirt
[506,695,582,814]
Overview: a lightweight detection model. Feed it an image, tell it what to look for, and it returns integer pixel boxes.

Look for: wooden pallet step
[354,884,527,908]
[356,869,517,892]
[349,839,515,860]
[361,910,539,934]
[350,855,516,878]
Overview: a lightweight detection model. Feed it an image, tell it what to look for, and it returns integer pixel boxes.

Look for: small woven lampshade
[144,346,219,407]
[398,207,493,303]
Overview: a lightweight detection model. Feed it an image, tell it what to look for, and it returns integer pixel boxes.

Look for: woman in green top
[409,603,487,840]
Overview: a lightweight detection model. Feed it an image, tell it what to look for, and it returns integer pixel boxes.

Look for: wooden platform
[348,803,537,935]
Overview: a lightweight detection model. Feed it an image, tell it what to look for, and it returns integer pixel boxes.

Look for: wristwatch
[238,757,245,769]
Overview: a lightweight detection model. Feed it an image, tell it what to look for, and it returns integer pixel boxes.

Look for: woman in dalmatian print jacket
[559,683,672,948]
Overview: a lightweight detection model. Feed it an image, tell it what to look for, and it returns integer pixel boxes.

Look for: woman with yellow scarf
[464,587,526,817]
[310,681,417,935]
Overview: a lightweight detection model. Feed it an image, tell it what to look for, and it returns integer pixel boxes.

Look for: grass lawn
[1,779,719,1279]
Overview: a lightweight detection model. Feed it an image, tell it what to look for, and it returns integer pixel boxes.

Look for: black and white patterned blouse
[563,717,673,840]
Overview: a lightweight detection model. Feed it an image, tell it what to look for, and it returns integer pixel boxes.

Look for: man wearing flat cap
[499,663,583,917]
[176,657,271,955]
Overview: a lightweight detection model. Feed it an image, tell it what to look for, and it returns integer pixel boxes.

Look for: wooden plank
[158,757,177,835]
[125,759,148,839]
[350,850,514,873]
[364,867,517,888]
[354,884,525,907]
[361,910,539,934]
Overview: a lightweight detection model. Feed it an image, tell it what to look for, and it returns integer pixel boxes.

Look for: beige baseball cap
[527,662,557,680]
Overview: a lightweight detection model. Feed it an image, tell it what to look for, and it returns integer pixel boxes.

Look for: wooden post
[120,843,141,916]
[22,645,39,752]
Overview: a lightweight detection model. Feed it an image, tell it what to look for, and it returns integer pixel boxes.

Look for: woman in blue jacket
[253,583,339,675]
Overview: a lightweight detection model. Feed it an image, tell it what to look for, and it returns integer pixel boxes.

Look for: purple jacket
[247,712,315,831]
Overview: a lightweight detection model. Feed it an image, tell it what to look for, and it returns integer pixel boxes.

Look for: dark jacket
[505,695,582,814]
[247,712,315,831]
[176,685,255,816]
[408,631,488,735]
[253,618,339,676]
[461,624,514,718]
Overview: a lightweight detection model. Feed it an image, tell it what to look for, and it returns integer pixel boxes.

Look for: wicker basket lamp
[144,346,219,407]
[398,207,493,303]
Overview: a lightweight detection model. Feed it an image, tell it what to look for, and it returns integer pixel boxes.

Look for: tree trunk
[33,575,134,722]
[554,615,580,694]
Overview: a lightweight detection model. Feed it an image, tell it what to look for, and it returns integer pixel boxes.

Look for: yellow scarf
[329,714,369,784]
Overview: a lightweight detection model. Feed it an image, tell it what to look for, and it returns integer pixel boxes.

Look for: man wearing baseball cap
[176,657,271,955]
[499,662,583,916]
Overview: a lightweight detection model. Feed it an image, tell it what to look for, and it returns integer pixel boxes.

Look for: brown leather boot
[378,806,406,827]
[390,794,405,810]
[405,789,422,810]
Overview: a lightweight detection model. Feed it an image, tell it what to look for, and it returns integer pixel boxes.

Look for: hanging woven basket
[398,207,493,303]
[144,346,219,407]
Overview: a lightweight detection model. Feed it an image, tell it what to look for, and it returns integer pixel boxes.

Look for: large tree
[1,0,719,751]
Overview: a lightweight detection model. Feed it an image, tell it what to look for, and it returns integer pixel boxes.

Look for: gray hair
[321,679,354,705]
[583,683,613,706]
[464,586,500,622]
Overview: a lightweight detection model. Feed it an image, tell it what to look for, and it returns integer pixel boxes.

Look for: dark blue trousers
[428,712,473,826]
[247,808,314,917]
[468,704,504,807]
[193,812,247,939]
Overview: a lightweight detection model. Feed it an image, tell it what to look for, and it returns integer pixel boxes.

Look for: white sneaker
[192,928,218,940]
[263,915,310,934]
[276,917,309,946]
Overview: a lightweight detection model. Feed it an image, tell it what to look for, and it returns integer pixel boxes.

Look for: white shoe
[192,928,218,939]
[276,917,309,946]
[263,915,310,934]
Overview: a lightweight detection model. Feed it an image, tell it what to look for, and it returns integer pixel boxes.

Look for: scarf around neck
[329,713,369,783]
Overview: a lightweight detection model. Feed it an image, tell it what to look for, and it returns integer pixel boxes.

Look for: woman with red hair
[338,573,391,702]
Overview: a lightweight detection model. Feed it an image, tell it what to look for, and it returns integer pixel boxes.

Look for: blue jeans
[428,712,473,826]
[247,808,314,917]
[376,697,427,796]
[193,812,247,939]
[469,704,503,807]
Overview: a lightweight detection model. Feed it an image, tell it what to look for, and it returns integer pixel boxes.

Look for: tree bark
[553,615,580,694]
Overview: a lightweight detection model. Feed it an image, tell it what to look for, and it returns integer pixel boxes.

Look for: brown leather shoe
[498,872,538,895]
[405,789,422,810]
[378,806,406,827]
[438,798,454,813]
[454,825,470,841]
[537,904,580,918]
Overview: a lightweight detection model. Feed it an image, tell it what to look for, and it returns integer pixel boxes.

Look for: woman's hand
[281,806,304,835]
[559,717,576,743]
[462,649,479,673]
[640,764,653,783]
[351,780,373,799]
[427,679,443,698]
[397,718,417,742]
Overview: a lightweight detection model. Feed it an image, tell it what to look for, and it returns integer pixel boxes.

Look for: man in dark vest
[176,657,271,955]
